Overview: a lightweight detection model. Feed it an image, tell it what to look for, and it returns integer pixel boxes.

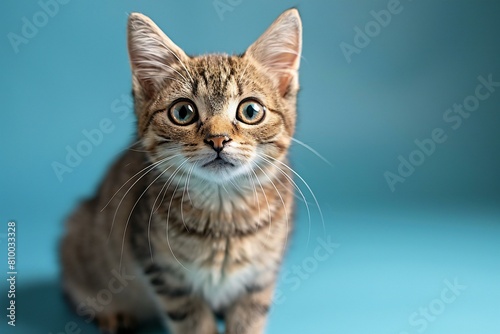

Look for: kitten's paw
[97,313,137,334]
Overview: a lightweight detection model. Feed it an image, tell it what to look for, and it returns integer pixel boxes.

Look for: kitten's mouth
[202,157,235,168]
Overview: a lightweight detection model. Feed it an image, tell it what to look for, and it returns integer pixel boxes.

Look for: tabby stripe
[150,276,164,286]
[261,139,286,152]
[144,263,162,275]
[166,310,189,322]
[191,77,198,96]
[236,79,244,96]
[156,286,191,298]
[157,139,172,146]
[249,302,270,316]
[259,132,279,142]
[200,68,209,88]
[142,263,184,279]
[143,109,164,135]
[245,283,270,294]
[196,120,204,133]
[167,216,275,238]
[267,107,291,134]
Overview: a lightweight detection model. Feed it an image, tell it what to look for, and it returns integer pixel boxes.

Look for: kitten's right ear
[127,13,189,97]
[245,9,302,97]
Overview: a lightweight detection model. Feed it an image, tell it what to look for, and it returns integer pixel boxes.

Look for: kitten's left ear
[245,9,302,97]
[127,13,190,97]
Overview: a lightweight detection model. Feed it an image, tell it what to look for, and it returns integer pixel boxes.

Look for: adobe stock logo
[340,0,405,64]
[339,0,428,64]
[274,236,340,305]
[213,0,243,21]
[398,278,466,334]
[7,0,71,54]
[384,74,499,192]
[51,94,133,182]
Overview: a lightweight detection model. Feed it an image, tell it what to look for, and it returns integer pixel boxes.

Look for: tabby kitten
[61,9,302,334]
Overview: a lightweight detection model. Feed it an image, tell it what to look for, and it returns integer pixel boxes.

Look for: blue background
[1,0,499,333]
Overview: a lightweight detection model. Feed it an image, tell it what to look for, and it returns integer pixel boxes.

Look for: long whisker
[290,137,333,167]
[186,162,197,206]
[165,159,192,271]
[181,162,197,231]
[128,147,150,153]
[147,158,184,262]
[127,139,151,153]
[249,162,272,235]
[236,163,261,230]
[263,153,326,235]
[147,180,167,263]
[257,154,312,246]
[105,156,178,241]
[253,162,289,254]
[155,159,189,213]
[101,157,168,213]
[124,139,143,152]
[146,158,191,264]
[241,162,259,207]
[119,161,173,270]
[246,164,261,214]
[257,158,309,204]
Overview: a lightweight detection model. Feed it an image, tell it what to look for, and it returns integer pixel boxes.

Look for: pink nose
[204,135,231,153]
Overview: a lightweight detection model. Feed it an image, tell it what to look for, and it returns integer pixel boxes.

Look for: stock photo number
[6,221,17,327]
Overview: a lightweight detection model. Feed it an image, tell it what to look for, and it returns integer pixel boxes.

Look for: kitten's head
[127,10,302,183]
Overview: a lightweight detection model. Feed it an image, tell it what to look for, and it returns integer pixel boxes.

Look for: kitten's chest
[146,180,287,308]
[150,211,271,308]
[187,246,259,310]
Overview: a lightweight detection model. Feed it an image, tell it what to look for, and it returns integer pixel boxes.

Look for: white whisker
[257,154,312,246]
[105,156,177,242]
[248,164,271,228]
[165,159,191,271]
[291,137,333,167]
[119,161,173,270]
[253,162,289,254]
[180,163,196,232]
[262,153,326,236]
[147,159,183,262]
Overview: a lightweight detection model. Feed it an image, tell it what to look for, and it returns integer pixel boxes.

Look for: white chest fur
[186,264,258,310]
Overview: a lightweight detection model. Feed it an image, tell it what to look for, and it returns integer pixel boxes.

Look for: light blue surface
[1,0,499,333]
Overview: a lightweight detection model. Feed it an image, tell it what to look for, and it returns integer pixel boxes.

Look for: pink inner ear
[275,52,299,96]
[278,73,292,96]
[244,10,303,96]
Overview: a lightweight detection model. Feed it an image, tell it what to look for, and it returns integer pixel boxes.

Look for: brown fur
[61,9,302,334]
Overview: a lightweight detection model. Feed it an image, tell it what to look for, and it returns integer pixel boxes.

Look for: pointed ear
[245,9,302,97]
[127,13,190,97]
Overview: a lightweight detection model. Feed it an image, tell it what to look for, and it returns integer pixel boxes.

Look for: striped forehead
[192,55,242,117]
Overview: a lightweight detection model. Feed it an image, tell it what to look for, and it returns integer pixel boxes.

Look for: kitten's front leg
[145,264,217,334]
[225,283,275,334]
[160,294,217,334]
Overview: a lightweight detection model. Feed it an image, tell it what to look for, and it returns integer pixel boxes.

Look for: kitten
[61,8,302,334]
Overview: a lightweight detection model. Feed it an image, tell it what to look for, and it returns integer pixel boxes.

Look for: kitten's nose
[204,135,231,153]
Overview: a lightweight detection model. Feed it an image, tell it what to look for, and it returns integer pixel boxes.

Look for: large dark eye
[169,100,197,125]
[237,99,265,125]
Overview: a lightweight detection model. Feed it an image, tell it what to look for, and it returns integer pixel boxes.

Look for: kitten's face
[128,11,302,183]
[139,56,292,182]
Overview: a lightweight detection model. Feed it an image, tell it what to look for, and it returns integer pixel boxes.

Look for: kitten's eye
[237,100,265,125]
[169,100,198,126]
